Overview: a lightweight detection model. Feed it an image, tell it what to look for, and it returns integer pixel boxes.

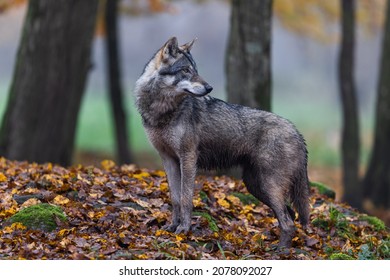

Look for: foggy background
[0,1,383,169]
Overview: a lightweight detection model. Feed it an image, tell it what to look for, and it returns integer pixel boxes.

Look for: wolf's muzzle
[205,84,213,94]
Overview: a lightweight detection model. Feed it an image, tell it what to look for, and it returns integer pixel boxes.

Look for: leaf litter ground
[0,157,388,260]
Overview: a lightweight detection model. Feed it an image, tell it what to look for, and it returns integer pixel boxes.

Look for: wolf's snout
[205,84,213,93]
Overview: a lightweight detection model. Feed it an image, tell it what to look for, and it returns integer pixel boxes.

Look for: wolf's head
[137,37,213,97]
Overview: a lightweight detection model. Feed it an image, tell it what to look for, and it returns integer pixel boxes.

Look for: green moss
[312,217,329,229]
[329,253,355,260]
[231,192,259,206]
[312,206,355,240]
[359,215,386,231]
[193,211,219,232]
[8,203,67,232]
[377,239,390,259]
[310,181,336,199]
[199,191,209,203]
[358,239,390,260]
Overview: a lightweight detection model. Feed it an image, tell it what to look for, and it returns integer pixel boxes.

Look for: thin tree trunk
[0,0,98,166]
[338,0,361,209]
[225,0,272,111]
[363,1,390,208]
[105,0,132,164]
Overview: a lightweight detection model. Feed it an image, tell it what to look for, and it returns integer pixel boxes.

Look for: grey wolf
[134,37,310,248]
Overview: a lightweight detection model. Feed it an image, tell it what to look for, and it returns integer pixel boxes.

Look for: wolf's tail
[292,167,310,226]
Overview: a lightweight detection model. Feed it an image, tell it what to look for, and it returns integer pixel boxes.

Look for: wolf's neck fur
[135,79,185,127]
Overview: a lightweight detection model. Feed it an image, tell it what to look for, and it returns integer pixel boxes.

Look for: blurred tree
[338,0,361,209]
[225,0,272,111]
[104,0,132,164]
[0,0,98,166]
[363,1,390,208]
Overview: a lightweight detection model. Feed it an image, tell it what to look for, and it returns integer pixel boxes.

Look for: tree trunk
[0,0,98,166]
[105,0,132,165]
[363,1,390,208]
[225,0,272,111]
[338,0,361,209]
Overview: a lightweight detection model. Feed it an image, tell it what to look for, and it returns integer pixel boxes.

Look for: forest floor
[0,157,389,260]
[75,150,390,227]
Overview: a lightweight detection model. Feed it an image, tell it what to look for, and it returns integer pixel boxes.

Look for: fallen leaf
[53,195,70,205]
[0,172,7,182]
[0,157,388,260]
[101,160,116,171]
[20,198,41,209]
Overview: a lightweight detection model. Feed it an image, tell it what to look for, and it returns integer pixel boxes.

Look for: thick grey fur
[134,37,310,248]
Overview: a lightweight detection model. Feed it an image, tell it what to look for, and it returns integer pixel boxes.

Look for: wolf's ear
[180,38,197,52]
[162,37,179,59]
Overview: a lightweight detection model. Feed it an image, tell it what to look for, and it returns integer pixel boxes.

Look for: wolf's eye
[182,68,190,74]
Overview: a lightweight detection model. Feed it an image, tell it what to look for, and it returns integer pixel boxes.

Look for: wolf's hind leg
[286,205,296,221]
[243,169,295,248]
[270,201,296,248]
[161,153,181,232]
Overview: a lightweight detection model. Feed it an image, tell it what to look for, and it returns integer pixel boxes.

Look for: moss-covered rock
[231,192,259,206]
[359,215,386,231]
[310,181,336,199]
[329,253,355,260]
[7,203,67,232]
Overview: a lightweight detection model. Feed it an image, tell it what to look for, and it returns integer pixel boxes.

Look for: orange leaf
[53,195,70,205]
[217,198,230,209]
[101,160,116,171]
[0,172,7,182]
[21,198,41,209]
[159,182,169,192]
[133,172,150,179]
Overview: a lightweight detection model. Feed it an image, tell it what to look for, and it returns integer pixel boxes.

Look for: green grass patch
[312,205,354,240]
[199,190,209,203]
[193,211,219,232]
[76,91,152,154]
[216,241,226,260]
[231,192,259,206]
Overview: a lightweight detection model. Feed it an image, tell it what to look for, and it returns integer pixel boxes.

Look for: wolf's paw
[174,224,190,235]
[162,222,179,232]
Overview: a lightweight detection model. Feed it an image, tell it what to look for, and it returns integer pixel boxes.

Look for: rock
[6,203,67,231]
[310,181,336,199]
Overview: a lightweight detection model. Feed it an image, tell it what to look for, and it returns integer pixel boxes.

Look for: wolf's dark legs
[174,152,197,234]
[243,167,295,248]
[161,153,181,232]
[268,200,296,248]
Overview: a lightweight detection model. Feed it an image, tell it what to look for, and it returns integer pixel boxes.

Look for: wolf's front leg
[174,152,197,234]
[160,153,181,232]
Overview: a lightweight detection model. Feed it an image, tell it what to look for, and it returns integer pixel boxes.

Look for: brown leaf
[305,236,320,247]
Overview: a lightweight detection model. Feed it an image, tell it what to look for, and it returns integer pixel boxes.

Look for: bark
[338,0,361,209]
[363,1,390,208]
[0,0,98,166]
[225,0,272,111]
[105,0,132,164]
